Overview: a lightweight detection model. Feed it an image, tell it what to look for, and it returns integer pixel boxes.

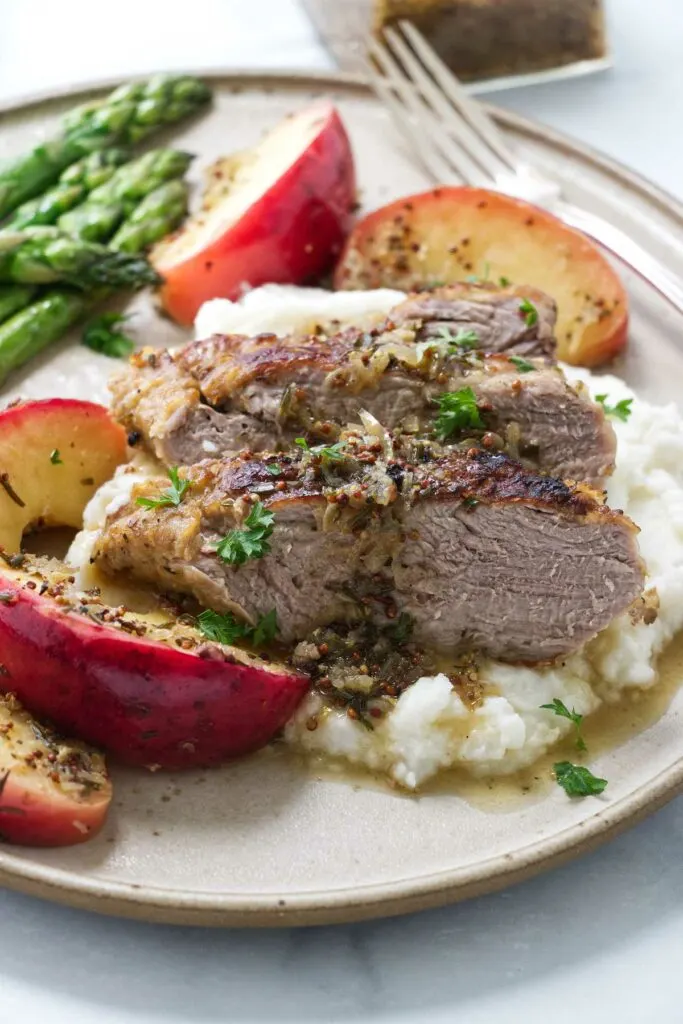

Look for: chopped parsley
[509,355,536,373]
[595,394,633,422]
[136,466,189,509]
[437,326,480,348]
[265,463,282,476]
[433,386,484,440]
[197,607,278,648]
[215,501,274,565]
[540,697,586,752]
[416,326,480,363]
[251,608,279,647]
[295,437,347,462]
[389,612,413,644]
[499,276,511,287]
[519,298,538,327]
[82,312,135,359]
[49,448,63,465]
[553,761,607,798]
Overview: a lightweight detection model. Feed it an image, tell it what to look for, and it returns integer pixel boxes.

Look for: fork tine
[382,25,506,182]
[368,38,490,186]
[366,43,460,183]
[397,19,519,173]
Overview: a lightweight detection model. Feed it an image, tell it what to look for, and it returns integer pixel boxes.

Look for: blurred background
[1,0,681,195]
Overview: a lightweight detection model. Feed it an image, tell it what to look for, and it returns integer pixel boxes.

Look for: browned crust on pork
[110,446,633,530]
[176,331,359,404]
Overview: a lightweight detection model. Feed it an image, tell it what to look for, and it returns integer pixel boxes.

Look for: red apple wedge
[153,101,357,325]
[335,187,629,367]
[0,399,127,553]
[0,694,111,847]
[0,561,310,770]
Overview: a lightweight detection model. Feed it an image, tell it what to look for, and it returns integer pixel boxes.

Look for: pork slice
[94,445,643,663]
[390,282,557,359]
[111,328,614,485]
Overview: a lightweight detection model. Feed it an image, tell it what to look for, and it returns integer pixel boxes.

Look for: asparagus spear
[0,75,210,219]
[110,180,189,252]
[86,149,192,211]
[0,228,161,288]
[58,149,192,242]
[0,179,189,381]
[6,149,132,230]
[58,202,125,243]
[59,148,131,189]
[0,285,37,324]
[8,184,87,230]
[0,291,88,382]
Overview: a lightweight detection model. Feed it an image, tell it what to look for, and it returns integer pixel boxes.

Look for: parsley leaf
[215,501,274,565]
[251,608,279,647]
[417,327,480,363]
[499,276,511,287]
[82,312,135,359]
[265,464,282,477]
[595,394,633,422]
[437,326,480,349]
[433,387,484,440]
[553,761,607,798]
[295,437,347,462]
[519,298,538,327]
[197,608,279,648]
[389,612,413,644]
[509,355,536,373]
[136,466,189,510]
[540,697,587,752]
[197,609,249,645]
[50,448,63,465]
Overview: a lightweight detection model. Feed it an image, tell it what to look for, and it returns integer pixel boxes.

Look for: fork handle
[556,200,683,316]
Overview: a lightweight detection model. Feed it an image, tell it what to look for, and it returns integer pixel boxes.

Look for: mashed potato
[71,286,683,790]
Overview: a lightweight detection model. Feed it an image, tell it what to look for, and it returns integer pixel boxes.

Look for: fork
[366,20,683,316]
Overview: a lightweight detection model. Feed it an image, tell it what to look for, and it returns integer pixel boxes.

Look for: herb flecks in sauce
[553,761,607,798]
[519,298,539,327]
[595,394,633,422]
[136,466,189,510]
[215,501,274,565]
[509,356,536,373]
[197,607,278,648]
[433,387,485,440]
[540,697,587,752]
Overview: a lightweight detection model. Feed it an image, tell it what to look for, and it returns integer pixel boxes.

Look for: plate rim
[1,67,682,928]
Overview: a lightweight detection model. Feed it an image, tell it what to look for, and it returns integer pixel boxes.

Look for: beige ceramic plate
[1,72,683,928]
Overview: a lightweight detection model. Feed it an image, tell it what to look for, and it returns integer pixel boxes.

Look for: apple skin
[0,575,310,770]
[154,101,357,326]
[334,186,629,367]
[0,399,127,553]
[0,695,112,847]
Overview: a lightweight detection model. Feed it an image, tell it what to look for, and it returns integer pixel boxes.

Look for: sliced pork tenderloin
[94,437,643,664]
[110,290,613,484]
[390,282,557,358]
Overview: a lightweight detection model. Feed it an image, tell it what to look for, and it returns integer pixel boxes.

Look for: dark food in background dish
[303,0,607,81]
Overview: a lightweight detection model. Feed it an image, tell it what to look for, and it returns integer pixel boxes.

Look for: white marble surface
[2,1,683,1021]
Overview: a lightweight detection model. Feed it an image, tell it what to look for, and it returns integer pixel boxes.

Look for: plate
[1,71,683,928]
